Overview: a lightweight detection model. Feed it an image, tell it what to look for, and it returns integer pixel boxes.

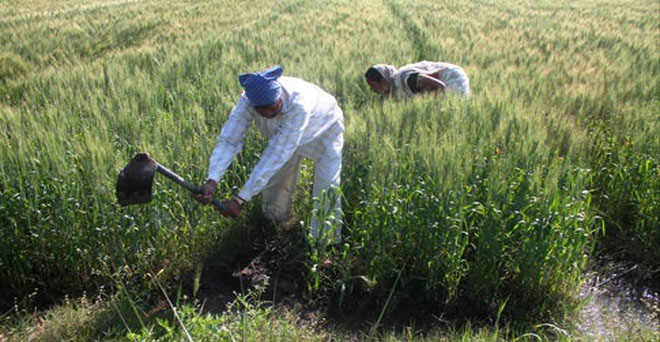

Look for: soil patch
[193,224,310,314]
[577,255,659,338]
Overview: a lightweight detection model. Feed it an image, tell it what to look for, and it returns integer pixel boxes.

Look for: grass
[0,0,658,340]
[2,288,658,341]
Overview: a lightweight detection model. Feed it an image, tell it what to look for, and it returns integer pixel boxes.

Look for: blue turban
[238,65,283,106]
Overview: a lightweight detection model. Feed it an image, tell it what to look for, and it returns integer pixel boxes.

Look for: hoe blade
[116,153,158,206]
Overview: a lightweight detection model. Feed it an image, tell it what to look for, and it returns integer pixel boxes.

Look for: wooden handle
[155,164,226,211]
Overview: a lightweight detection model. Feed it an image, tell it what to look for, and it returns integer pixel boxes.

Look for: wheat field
[1,0,658,340]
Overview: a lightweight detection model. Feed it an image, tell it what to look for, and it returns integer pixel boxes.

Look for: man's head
[365,64,397,94]
[239,65,284,117]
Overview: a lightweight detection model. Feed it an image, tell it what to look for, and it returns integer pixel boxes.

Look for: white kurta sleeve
[237,104,310,201]
[206,96,253,182]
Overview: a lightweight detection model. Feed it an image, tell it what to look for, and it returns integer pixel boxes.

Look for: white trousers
[261,122,344,245]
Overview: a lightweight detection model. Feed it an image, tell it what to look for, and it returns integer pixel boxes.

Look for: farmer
[194,65,344,245]
[365,60,470,99]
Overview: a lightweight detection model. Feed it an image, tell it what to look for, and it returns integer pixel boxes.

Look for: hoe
[116,153,225,210]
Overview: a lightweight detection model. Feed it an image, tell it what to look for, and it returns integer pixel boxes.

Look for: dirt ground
[188,225,659,338]
[577,255,659,339]
[194,223,311,314]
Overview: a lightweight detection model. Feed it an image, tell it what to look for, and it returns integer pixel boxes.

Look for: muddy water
[577,260,659,340]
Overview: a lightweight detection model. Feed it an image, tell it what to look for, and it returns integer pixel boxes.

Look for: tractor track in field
[384,0,441,61]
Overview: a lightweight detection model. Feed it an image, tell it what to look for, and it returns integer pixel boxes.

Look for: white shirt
[394,61,469,98]
[207,76,344,201]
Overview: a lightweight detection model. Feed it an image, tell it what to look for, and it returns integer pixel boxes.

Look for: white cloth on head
[371,64,398,85]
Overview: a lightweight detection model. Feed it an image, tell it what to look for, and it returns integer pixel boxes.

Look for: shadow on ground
[192,221,311,314]
[178,224,660,339]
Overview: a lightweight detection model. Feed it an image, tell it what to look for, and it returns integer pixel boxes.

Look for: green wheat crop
[0,0,657,324]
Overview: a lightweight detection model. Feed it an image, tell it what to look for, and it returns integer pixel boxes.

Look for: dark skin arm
[418,73,447,93]
[220,198,242,218]
[195,97,283,218]
[193,179,243,218]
